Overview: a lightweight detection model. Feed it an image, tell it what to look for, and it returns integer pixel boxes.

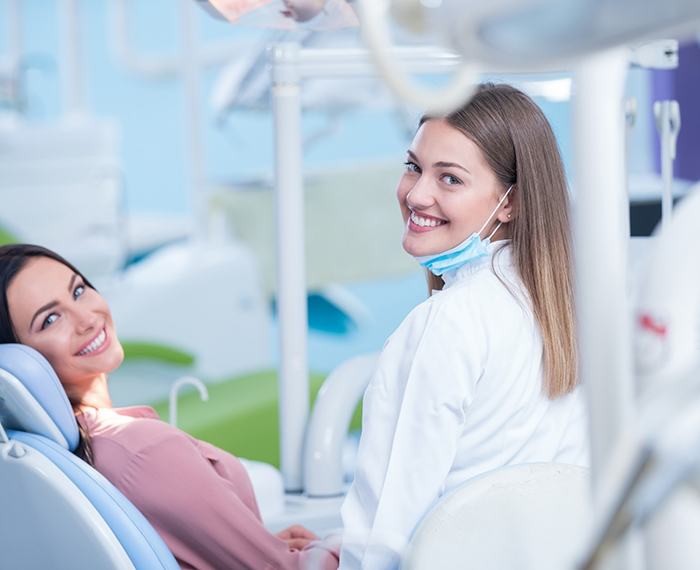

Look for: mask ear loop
[477,185,514,239]
[486,222,502,241]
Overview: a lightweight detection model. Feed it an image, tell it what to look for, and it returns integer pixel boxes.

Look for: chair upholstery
[0,343,78,449]
[0,343,178,570]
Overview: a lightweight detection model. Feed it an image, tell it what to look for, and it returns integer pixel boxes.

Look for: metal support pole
[573,48,636,569]
[58,0,85,117]
[653,100,681,234]
[574,46,633,491]
[180,0,207,240]
[271,43,308,492]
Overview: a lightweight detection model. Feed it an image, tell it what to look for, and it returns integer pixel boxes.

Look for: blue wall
[0,0,413,216]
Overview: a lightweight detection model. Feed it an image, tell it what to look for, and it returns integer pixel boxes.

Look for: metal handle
[169,376,209,427]
[653,100,681,233]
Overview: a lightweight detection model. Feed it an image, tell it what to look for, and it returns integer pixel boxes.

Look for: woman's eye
[73,284,85,300]
[404,161,421,174]
[41,313,59,330]
[441,174,462,186]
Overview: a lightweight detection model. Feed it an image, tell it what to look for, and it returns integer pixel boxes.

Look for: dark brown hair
[0,243,95,464]
[423,83,577,398]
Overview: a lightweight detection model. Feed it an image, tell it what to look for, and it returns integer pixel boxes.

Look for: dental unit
[3,0,700,568]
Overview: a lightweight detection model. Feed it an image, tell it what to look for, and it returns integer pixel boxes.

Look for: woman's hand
[276,524,319,550]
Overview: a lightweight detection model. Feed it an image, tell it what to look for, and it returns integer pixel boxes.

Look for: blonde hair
[425,83,577,399]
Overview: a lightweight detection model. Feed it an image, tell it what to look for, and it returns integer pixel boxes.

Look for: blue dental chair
[0,344,179,570]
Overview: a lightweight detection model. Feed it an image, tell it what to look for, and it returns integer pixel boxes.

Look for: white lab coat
[339,242,589,569]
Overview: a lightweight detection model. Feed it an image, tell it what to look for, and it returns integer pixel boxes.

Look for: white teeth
[411,211,445,228]
[78,329,106,356]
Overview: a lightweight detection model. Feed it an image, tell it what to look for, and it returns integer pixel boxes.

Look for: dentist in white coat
[340,83,589,569]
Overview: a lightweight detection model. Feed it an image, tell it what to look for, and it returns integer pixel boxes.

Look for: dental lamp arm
[356,0,478,114]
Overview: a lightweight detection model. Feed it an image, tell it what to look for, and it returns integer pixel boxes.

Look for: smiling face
[6,257,124,395]
[397,119,513,257]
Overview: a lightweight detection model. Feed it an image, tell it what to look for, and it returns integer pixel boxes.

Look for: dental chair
[403,463,591,570]
[0,344,179,570]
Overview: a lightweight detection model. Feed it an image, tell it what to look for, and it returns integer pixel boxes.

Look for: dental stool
[404,463,591,570]
[0,344,179,570]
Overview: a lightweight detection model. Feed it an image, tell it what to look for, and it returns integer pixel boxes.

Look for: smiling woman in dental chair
[0,243,338,570]
[340,83,590,569]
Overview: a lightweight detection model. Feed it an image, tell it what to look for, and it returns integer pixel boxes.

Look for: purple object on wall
[651,40,700,181]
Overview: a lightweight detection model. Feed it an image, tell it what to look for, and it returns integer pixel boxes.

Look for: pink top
[79,406,339,570]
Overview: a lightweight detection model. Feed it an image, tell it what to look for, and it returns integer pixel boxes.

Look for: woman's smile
[75,327,110,357]
[407,210,448,233]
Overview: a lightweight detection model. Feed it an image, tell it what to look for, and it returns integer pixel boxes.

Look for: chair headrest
[0,344,79,450]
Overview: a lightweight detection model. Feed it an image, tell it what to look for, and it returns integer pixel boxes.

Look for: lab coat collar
[441,240,512,289]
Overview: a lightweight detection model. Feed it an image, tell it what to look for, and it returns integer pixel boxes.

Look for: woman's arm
[114,432,338,570]
[340,298,483,570]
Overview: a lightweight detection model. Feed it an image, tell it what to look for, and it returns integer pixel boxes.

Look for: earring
[507,214,512,219]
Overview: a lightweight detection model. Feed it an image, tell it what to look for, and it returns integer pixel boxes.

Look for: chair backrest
[403,463,591,570]
[0,344,179,570]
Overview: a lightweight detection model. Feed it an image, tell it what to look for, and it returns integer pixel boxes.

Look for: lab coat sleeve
[340,295,485,570]
[114,432,339,570]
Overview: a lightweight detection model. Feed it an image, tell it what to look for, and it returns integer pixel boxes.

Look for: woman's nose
[406,178,436,210]
[74,309,99,335]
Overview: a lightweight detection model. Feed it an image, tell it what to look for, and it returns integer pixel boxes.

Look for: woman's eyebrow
[30,301,58,331]
[433,161,471,175]
[407,150,470,175]
[28,274,79,331]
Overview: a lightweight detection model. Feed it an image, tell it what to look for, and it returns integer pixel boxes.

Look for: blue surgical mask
[416,185,513,276]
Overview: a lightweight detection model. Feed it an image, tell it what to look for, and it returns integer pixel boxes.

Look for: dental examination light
[356,0,700,113]
[280,0,326,22]
[195,0,358,28]
[197,0,321,22]
[194,0,228,20]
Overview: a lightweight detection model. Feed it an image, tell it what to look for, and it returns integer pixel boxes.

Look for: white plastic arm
[356,0,477,114]
[303,352,379,497]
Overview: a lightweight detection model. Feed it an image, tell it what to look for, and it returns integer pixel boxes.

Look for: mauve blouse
[79,406,339,570]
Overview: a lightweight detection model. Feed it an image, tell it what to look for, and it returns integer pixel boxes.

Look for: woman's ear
[497,189,515,223]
